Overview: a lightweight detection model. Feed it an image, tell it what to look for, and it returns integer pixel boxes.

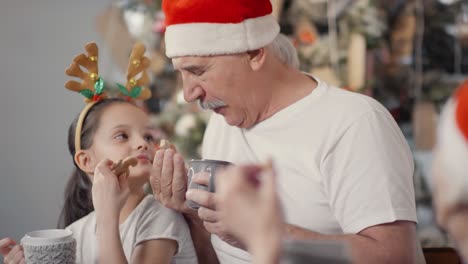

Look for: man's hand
[150,149,221,263]
[185,171,245,249]
[150,149,194,216]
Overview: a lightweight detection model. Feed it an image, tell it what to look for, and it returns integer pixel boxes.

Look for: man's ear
[247,48,267,71]
[74,150,95,175]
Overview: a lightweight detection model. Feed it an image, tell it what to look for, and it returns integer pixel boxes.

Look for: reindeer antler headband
[65,42,152,152]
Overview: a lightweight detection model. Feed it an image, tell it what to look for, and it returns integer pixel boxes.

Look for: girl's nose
[137,138,149,150]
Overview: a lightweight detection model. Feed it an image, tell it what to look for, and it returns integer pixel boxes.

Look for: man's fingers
[150,150,165,196]
[191,172,211,186]
[203,221,225,235]
[160,149,175,197]
[172,153,188,203]
[198,206,219,223]
[259,162,277,198]
[186,189,216,210]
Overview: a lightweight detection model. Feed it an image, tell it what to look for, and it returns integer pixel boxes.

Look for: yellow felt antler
[65,43,100,94]
[124,42,152,100]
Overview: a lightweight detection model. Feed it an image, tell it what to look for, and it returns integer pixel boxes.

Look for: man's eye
[187,68,205,76]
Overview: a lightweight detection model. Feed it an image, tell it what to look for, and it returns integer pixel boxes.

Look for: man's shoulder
[320,83,385,115]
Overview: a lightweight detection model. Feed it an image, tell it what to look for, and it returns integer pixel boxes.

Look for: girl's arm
[131,239,177,264]
[92,159,131,264]
[96,219,128,264]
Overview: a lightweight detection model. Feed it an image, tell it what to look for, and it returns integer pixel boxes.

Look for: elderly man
[432,81,468,261]
[150,0,423,263]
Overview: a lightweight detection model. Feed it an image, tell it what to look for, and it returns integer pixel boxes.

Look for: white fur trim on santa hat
[434,98,468,205]
[165,14,280,58]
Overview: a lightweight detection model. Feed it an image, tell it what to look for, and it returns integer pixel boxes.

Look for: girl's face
[88,103,156,185]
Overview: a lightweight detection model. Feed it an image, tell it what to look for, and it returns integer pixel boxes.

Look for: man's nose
[183,81,204,103]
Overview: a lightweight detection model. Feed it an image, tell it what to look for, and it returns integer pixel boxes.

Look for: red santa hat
[435,80,468,204]
[162,0,280,58]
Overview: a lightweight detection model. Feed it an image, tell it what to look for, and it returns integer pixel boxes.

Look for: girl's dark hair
[58,98,130,228]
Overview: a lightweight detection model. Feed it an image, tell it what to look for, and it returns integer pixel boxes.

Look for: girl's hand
[92,159,130,224]
[1,238,25,264]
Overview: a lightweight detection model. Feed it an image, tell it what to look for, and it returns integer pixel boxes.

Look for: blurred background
[1,0,468,254]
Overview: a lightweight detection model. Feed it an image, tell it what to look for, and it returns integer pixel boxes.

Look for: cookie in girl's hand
[111,156,138,177]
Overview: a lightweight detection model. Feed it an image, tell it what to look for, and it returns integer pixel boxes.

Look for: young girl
[65,97,197,263]
[1,43,197,264]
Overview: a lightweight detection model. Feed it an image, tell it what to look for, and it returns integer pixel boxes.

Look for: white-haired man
[150,0,424,263]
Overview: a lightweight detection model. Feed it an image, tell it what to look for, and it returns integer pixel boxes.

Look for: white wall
[0,0,114,243]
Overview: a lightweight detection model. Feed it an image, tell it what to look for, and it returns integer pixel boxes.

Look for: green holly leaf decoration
[117,83,130,96]
[79,89,94,99]
[94,77,104,95]
[130,86,142,98]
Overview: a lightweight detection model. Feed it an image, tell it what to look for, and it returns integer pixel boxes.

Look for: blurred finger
[19,258,25,264]
[215,166,236,198]
[6,245,21,262]
[11,246,24,263]
[217,165,261,196]
[0,238,15,256]
[259,161,277,197]
[161,149,175,197]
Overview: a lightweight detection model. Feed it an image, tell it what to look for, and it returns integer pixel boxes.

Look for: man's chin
[223,116,252,128]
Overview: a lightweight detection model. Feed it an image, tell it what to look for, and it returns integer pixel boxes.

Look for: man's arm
[286,220,418,264]
[151,149,220,264]
[185,216,220,264]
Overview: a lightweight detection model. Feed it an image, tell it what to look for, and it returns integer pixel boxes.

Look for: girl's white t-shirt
[67,195,198,264]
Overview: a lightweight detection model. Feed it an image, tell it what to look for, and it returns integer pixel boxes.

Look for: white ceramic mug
[21,229,76,264]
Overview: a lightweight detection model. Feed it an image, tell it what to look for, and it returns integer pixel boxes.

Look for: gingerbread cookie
[111,156,138,177]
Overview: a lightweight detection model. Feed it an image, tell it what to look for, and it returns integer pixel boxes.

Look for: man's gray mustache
[198,100,227,110]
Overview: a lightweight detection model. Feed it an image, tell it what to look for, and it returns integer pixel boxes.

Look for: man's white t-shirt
[67,195,197,264]
[202,76,419,263]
